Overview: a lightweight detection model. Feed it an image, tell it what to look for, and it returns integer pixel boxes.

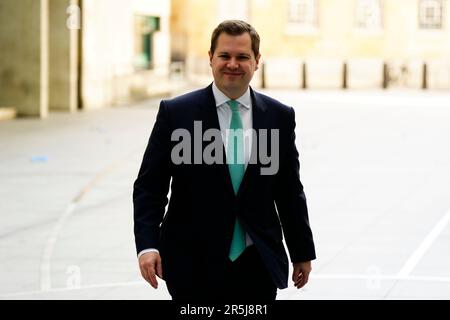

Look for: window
[134,16,160,70]
[288,0,318,28]
[419,0,444,29]
[355,0,383,30]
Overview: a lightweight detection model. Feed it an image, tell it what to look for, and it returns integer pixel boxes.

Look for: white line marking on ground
[39,147,143,292]
[40,202,77,291]
[4,281,146,298]
[397,209,450,279]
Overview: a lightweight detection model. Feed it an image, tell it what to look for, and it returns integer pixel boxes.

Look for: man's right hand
[139,252,163,289]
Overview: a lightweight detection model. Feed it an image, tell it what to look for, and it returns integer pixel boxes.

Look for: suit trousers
[169,245,277,302]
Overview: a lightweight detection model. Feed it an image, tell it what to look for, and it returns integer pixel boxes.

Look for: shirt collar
[212,82,251,109]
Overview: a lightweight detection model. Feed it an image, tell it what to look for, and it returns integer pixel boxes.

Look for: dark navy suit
[133,84,315,299]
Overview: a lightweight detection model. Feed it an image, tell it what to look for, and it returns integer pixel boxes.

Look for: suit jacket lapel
[197,84,236,197]
[197,83,221,133]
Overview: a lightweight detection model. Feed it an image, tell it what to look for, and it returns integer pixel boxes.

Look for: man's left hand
[292,261,312,289]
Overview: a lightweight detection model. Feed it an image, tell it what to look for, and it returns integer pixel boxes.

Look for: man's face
[209,32,261,97]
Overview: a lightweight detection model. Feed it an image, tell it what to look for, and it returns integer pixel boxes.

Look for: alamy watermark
[171,121,280,176]
[366,265,382,291]
[66,265,81,289]
[66,4,81,30]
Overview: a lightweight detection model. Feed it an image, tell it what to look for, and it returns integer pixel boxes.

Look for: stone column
[49,0,79,113]
[0,0,49,118]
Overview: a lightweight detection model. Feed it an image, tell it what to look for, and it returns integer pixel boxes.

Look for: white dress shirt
[138,83,254,258]
[212,82,253,170]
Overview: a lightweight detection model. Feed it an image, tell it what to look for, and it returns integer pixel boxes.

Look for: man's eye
[219,55,229,59]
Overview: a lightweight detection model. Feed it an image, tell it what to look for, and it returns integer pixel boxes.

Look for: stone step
[0,107,17,121]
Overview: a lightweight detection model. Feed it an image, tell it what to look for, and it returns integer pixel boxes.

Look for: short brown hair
[210,20,260,58]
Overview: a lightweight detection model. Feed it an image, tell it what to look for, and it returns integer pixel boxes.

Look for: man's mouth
[223,72,243,76]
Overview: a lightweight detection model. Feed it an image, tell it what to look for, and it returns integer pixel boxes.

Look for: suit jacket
[133,84,316,291]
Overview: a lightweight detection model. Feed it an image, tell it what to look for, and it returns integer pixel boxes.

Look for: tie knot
[227,100,239,112]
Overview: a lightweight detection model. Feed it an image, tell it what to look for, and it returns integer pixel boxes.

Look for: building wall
[171,0,210,85]
[0,0,171,117]
[172,0,450,89]
[82,0,171,109]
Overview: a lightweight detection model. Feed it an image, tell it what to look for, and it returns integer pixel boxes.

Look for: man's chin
[222,80,248,89]
[216,80,250,93]
[223,85,245,93]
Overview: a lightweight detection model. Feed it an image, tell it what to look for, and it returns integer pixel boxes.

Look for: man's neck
[216,85,249,100]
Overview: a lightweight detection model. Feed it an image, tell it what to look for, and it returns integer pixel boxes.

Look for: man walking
[133,20,316,301]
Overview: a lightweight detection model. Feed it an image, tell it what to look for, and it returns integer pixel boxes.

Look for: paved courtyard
[1,88,450,299]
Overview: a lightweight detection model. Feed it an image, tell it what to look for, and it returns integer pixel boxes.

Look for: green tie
[227,100,246,261]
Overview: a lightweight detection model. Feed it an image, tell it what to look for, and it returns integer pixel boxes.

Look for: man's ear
[255,53,261,71]
[208,51,213,65]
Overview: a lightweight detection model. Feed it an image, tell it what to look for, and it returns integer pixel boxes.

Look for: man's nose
[226,58,239,69]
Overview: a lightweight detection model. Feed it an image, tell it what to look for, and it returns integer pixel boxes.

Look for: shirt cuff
[137,248,159,259]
